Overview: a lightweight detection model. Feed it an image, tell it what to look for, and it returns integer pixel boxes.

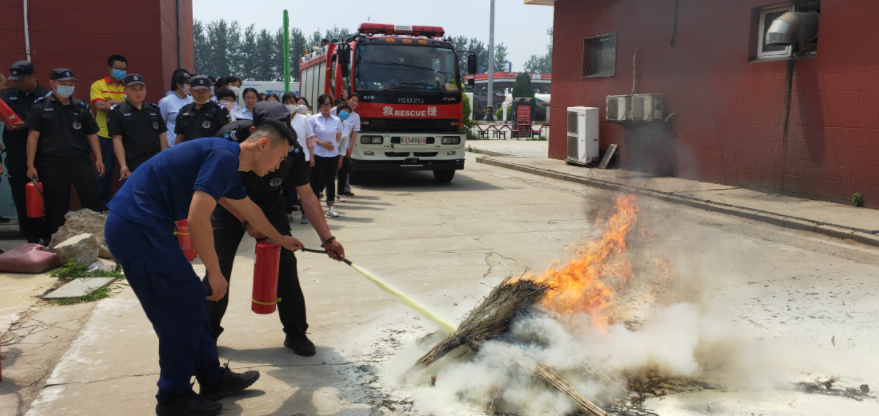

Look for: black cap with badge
[123,74,145,87]
[49,68,76,81]
[9,61,35,80]
[189,75,211,90]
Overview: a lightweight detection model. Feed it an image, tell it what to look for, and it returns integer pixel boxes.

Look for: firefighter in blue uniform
[206,101,345,356]
[0,61,51,243]
[174,75,230,143]
[105,121,312,416]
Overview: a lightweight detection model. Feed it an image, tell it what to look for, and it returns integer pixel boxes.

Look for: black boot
[199,361,260,402]
[155,390,222,416]
[284,331,316,356]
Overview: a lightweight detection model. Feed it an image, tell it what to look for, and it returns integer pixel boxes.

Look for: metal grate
[567,110,579,134]
[567,134,579,161]
[582,33,617,78]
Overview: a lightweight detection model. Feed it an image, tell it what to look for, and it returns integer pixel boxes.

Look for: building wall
[0,0,193,211]
[550,0,879,208]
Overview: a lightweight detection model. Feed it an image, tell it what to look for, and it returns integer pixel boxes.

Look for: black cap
[8,61,35,80]
[172,71,190,86]
[253,101,291,127]
[123,73,145,87]
[189,75,211,90]
[50,68,75,81]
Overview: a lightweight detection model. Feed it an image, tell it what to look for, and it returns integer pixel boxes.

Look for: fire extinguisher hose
[300,247,457,333]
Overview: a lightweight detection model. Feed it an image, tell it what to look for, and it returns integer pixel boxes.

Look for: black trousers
[282,165,307,214]
[201,192,308,340]
[311,155,338,205]
[42,155,102,239]
[337,156,350,195]
[4,154,46,243]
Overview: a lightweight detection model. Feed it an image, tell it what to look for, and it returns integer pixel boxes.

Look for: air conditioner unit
[632,93,665,121]
[606,95,631,123]
[566,107,599,165]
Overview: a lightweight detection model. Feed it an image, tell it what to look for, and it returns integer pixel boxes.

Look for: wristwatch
[322,236,336,246]
[240,220,248,230]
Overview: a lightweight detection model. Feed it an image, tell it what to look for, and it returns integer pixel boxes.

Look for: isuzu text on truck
[299,23,477,182]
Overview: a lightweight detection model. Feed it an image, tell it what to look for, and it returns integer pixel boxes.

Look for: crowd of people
[0,55,361,245]
[2,56,357,415]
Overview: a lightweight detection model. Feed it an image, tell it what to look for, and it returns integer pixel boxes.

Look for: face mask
[112,69,127,80]
[297,105,308,115]
[210,86,215,96]
[284,104,297,113]
[183,85,191,95]
[54,84,75,98]
[229,86,240,95]
[193,98,211,105]
[339,111,350,121]
[220,100,234,110]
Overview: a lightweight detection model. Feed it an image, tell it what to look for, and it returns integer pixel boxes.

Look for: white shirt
[234,106,253,120]
[158,92,192,146]
[331,108,361,152]
[290,114,315,162]
[310,113,343,158]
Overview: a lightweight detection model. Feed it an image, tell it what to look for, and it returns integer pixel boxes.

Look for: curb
[476,156,879,248]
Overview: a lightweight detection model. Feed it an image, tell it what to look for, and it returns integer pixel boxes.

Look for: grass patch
[48,259,127,305]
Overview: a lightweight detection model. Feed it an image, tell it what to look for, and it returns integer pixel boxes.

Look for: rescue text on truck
[299,23,478,183]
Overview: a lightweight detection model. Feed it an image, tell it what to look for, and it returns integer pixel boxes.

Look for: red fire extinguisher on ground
[175,220,198,262]
[0,98,23,125]
[26,179,44,218]
[252,239,281,314]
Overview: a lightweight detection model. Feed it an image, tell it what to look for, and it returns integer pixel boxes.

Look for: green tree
[511,72,536,121]
[461,93,473,130]
[289,27,309,81]
[523,49,552,74]
[194,20,210,75]
[493,43,509,72]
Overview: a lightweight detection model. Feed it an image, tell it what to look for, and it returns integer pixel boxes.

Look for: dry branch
[583,359,626,395]
[408,275,551,374]
[510,355,607,416]
[485,387,501,414]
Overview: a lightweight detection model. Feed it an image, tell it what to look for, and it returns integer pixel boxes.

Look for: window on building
[751,1,820,61]
[582,33,617,78]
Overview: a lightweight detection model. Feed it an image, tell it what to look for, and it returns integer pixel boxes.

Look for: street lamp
[485,0,496,121]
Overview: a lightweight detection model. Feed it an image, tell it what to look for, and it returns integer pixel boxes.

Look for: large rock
[53,233,99,266]
[49,209,113,259]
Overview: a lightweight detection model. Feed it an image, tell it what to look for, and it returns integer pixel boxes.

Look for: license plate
[401,137,427,145]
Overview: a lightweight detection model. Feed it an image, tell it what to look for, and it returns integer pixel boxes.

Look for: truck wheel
[433,170,455,183]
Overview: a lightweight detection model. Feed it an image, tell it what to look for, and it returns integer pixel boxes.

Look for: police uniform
[201,102,313,348]
[24,69,102,237]
[1,61,51,243]
[174,76,230,143]
[106,74,167,173]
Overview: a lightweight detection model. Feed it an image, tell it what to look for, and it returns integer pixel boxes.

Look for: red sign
[516,105,531,134]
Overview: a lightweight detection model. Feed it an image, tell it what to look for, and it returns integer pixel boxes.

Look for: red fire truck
[299,23,476,182]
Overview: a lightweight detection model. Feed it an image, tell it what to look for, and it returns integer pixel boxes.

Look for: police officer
[107,74,168,179]
[1,61,51,243]
[25,68,104,239]
[174,76,230,143]
[205,101,345,356]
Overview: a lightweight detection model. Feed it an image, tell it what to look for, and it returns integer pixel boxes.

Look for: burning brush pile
[402,194,712,415]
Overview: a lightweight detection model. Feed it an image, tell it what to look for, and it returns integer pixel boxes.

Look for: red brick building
[1,0,194,106]
[530,0,879,208]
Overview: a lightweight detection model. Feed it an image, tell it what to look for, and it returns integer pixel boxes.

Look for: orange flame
[519,194,640,327]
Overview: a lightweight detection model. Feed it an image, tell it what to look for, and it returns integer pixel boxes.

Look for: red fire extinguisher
[0,98,23,125]
[252,239,281,314]
[26,179,44,218]
[175,220,198,262]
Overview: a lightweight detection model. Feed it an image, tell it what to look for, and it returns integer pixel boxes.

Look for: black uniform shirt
[24,94,99,158]
[0,83,51,156]
[174,101,231,143]
[215,120,308,199]
[107,99,167,170]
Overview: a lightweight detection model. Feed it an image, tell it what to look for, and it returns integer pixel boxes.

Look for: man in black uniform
[107,74,168,179]
[25,68,105,239]
[174,75,230,143]
[205,101,345,356]
[1,61,51,243]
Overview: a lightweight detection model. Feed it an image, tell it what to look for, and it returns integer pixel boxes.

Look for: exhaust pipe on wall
[766,11,819,45]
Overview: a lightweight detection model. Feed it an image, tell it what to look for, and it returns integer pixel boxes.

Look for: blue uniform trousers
[105,212,221,403]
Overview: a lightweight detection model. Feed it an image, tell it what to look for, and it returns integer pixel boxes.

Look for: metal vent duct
[766,11,819,45]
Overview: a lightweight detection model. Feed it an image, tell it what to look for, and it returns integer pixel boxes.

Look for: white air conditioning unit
[606,95,631,123]
[566,107,599,165]
[632,93,665,121]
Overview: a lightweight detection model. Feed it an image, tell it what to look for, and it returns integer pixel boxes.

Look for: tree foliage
[523,49,552,74]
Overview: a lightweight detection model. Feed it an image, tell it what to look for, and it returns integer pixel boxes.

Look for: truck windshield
[355,44,460,92]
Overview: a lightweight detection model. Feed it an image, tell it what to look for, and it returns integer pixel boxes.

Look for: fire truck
[299,23,477,182]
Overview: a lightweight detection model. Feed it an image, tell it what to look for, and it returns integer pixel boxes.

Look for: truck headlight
[361,136,383,144]
[441,137,461,145]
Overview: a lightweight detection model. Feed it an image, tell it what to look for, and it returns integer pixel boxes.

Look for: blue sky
[193,0,554,71]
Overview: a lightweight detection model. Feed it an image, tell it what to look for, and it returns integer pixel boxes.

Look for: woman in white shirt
[308,94,343,218]
[281,93,317,222]
[233,88,260,120]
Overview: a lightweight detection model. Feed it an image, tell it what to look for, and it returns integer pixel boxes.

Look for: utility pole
[486,0,496,121]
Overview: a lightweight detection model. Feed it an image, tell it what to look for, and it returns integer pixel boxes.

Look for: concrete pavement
[7,152,879,415]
